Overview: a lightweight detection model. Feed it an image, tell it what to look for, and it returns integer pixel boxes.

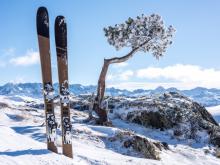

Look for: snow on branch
[104,14,175,58]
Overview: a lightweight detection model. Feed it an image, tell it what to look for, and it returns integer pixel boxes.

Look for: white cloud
[136,64,220,85]
[120,70,134,80]
[10,76,25,84]
[107,74,114,81]
[9,50,39,66]
[108,64,220,90]
[107,70,134,81]
[136,64,220,89]
[112,62,128,68]
[0,48,16,67]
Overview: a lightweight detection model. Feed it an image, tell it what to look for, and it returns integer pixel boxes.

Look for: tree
[93,14,175,124]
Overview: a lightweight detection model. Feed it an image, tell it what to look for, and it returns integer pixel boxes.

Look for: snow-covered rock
[110,92,220,146]
[108,130,168,160]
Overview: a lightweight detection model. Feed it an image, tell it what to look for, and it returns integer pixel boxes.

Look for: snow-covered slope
[0,126,74,165]
[1,95,220,165]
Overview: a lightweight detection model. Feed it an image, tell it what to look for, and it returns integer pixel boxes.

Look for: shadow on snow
[0,149,50,156]
[11,125,45,143]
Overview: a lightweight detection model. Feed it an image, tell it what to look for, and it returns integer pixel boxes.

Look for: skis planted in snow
[55,16,73,158]
[37,7,58,153]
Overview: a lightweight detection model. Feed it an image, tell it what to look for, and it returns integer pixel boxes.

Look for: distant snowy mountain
[1,83,220,106]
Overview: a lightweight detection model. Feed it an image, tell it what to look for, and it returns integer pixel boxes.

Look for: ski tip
[55,16,67,31]
[55,15,66,24]
[37,6,49,38]
[55,15,67,48]
[37,6,47,13]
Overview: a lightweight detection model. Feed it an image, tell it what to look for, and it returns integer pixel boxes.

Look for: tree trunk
[93,48,138,124]
[93,40,149,124]
[93,60,110,124]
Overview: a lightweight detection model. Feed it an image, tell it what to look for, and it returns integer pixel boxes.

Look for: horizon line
[1,82,220,91]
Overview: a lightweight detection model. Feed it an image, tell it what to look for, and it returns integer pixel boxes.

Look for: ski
[37,7,58,153]
[55,16,73,158]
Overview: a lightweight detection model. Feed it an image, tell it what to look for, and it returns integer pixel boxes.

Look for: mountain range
[0,83,220,107]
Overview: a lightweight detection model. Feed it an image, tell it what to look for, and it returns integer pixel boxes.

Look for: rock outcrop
[108,130,168,160]
[111,92,220,146]
[68,92,220,147]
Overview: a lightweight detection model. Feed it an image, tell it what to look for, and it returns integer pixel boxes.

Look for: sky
[0,0,220,90]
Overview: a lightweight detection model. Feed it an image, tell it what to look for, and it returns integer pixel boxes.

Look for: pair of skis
[36,7,73,158]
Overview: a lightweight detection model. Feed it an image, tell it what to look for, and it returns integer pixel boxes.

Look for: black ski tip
[55,16,67,48]
[37,6,49,38]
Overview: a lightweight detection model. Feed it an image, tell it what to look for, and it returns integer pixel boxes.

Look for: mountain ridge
[1,82,220,107]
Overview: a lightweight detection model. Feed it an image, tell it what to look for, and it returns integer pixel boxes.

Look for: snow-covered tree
[93,14,175,124]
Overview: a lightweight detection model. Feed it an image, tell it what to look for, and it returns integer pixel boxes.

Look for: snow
[0,126,74,165]
[104,13,175,58]
[44,83,55,101]
[0,96,220,164]
[60,80,70,106]
[46,113,57,143]
[207,105,220,123]
[0,107,74,165]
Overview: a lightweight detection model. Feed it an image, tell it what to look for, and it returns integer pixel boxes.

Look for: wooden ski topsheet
[55,15,73,158]
[37,6,58,153]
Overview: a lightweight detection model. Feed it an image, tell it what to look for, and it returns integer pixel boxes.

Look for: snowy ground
[0,95,220,165]
[207,105,220,123]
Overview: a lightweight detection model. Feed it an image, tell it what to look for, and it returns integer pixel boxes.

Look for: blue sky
[0,0,220,90]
